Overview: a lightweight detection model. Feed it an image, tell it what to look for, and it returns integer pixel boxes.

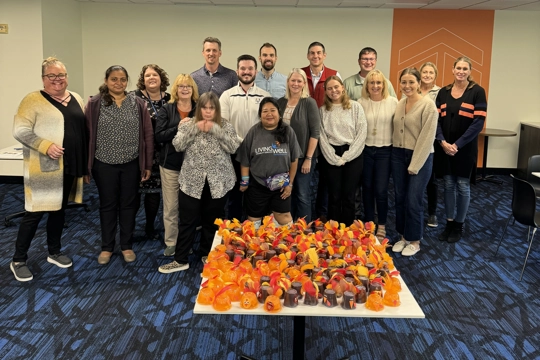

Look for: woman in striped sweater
[435,56,488,243]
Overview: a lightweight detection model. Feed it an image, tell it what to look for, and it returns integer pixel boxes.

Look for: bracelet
[305,156,312,160]
[240,180,249,186]
[241,176,249,181]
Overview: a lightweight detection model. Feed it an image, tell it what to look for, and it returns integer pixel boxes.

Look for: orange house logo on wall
[390,9,495,165]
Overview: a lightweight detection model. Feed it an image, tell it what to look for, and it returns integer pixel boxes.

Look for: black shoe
[448,221,463,243]
[427,214,438,228]
[438,221,453,242]
[10,261,33,282]
[47,252,73,268]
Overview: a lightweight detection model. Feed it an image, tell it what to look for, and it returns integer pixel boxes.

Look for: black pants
[321,145,363,226]
[138,192,161,233]
[13,174,75,262]
[92,158,140,252]
[175,180,226,264]
[426,170,438,216]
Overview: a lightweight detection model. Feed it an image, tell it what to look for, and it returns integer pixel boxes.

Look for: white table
[0,144,23,177]
[532,172,540,178]
[194,232,425,358]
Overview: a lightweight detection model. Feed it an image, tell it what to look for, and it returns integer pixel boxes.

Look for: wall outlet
[0,24,9,34]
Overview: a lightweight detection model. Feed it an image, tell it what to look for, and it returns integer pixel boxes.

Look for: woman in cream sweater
[391,68,438,256]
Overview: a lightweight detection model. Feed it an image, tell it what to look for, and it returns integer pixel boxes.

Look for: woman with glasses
[276,68,320,223]
[133,64,171,240]
[158,92,240,273]
[85,65,153,265]
[155,74,198,257]
[11,57,88,282]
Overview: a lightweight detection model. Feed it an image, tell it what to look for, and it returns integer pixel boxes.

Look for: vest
[302,65,338,108]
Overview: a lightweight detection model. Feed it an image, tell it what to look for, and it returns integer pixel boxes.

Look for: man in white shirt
[255,43,287,99]
[220,54,271,220]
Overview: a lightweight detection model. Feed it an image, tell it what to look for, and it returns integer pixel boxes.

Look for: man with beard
[255,43,287,98]
[220,55,271,220]
[191,37,238,98]
[343,47,396,101]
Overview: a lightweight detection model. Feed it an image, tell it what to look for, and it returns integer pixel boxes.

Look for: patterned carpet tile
[1,176,540,360]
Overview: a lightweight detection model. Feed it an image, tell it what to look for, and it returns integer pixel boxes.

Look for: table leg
[476,136,503,185]
[293,316,305,360]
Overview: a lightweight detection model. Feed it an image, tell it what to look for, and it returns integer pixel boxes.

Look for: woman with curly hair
[133,64,171,240]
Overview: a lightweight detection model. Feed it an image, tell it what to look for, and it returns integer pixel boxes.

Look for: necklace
[370,98,382,136]
[45,91,71,104]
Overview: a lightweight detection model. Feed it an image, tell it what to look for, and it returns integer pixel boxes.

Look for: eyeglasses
[360,58,376,62]
[43,73,67,80]
[178,85,192,90]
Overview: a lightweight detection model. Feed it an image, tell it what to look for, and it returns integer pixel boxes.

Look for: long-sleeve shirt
[319,101,367,166]
[358,96,398,147]
[393,96,438,174]
[277,97,320,157]
[172,119,240,199]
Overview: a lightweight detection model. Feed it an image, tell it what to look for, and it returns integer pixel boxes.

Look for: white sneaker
[392,240,408,253]
[401,243,421,256]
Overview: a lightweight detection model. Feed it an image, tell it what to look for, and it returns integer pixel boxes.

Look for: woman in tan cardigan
[11,57,87,282]
[391,68,438,257]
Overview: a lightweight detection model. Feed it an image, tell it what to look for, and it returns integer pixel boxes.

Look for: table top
[0,145,23,160]
[193,233,425,319]
[480,128,517,137]
[532,172,540,178]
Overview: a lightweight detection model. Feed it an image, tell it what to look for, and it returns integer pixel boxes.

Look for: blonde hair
[361,69,389,100]
[170,74,199,103]
[285,68,310,99]
[419,62,438,82]
[323,76,351,111]
[41,56,66,76]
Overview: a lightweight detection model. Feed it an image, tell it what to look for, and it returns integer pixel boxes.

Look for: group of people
[9,36,487,281]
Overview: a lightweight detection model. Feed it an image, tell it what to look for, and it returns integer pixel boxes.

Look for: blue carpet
[0,176,539,359]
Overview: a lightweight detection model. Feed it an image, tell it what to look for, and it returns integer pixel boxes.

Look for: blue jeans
[443,175,470,223]
[292,158,315,222]
[391,148,433,242]
[362,145,392,225]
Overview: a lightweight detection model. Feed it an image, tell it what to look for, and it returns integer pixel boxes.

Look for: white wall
[0,0,44,150]
[3,3,540,168]
[80,4,394,99]
[42,0,84,96]
[488,11,540,168]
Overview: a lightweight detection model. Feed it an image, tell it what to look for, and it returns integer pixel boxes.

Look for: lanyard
[145,90,163,117]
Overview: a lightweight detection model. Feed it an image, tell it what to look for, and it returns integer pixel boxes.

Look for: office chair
[494,174,540,281]
[526,154,540,198]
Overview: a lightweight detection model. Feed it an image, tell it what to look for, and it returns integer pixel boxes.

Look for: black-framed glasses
[43,73,67,80]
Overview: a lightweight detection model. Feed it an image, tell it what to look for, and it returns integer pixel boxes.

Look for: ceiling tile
[465,0,536,10]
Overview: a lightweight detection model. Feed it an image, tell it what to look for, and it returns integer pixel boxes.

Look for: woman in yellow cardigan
[11,57,87,282]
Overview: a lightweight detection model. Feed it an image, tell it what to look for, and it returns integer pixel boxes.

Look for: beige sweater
[393,96,438,174]
[13,91,84,211]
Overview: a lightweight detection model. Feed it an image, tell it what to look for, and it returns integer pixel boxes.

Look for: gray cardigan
[277,97,320,158]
